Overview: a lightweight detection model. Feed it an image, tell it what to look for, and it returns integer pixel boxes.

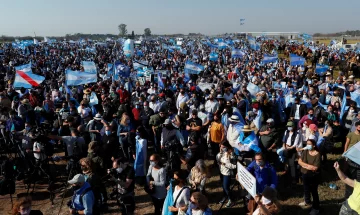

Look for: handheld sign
[237,163,257,198]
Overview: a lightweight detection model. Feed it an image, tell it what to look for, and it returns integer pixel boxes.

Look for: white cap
[68,174,85,184]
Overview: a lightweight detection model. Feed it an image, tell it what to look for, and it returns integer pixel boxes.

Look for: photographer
[107,158,135,215]
[68,174,95,215]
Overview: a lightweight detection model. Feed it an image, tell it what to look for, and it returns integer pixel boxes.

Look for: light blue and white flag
[184,61,204,75]
[82,61,97,74]
[263,53,278,64]
[123,39,134,58]
[247,82,260,96]
[237,131,261,153]
[343,141,360,165]
[340,92,347,124]
[350,90,360,108]
[114,62,130,80]
[158,72,165,89]
[315,64,329,76]
[253,109,262,130]
[65,70,97,86]
[290,54,306,66]
[231,49,245,59]
[209,52,218,62]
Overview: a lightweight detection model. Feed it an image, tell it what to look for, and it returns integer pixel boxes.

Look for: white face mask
[261,196,272,205]
[20,208,31,215]
[116,167,123,174]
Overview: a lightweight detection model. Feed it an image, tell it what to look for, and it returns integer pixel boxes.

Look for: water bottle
[329,183,338,190]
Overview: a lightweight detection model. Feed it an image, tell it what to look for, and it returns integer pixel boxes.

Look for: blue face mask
[105,131,111,136]
[304,145,313,151]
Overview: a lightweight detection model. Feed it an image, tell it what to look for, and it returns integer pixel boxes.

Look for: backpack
[43,141,54,157]
[85,120,95,132]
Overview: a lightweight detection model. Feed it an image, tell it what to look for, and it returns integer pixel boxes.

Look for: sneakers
[309,209,320,215]
[225,200,233,208]
[218,197,226,204]
[299,201,312,207]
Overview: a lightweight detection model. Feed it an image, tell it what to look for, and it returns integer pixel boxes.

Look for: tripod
[26,158,55,204]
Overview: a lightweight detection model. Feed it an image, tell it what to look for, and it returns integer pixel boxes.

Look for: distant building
[236,32,300,40]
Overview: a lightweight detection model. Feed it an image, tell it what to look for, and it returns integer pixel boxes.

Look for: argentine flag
[290,54,305,66]
[236,131,261,153]
[65,70,97,86]
[340,91,347,124]
[262,54,278,64]
[114,62,130,80]
[231,49,245,59]
[157,72,165,90]
[82,61,97,74]
[209,52,218,62]
[184,61,204,75]
[315,64,329,76]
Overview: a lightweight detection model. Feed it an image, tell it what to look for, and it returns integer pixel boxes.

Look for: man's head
[355,121,360,132]
[254,153,265,167]
[191,110,198,119]
[307,108,314,116]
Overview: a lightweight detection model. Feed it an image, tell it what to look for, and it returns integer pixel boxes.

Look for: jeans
[302,173,319,210]
[221,174,232,201]
[151,196,165,215]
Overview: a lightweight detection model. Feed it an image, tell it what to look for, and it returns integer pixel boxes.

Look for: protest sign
[237,163,256,198]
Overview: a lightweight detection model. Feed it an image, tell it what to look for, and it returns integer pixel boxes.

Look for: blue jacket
[72,182,95,215]
[186,207,212,215]
[246,161,278,194]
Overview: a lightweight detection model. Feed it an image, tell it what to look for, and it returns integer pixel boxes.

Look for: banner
[343,141,360,165]
[82,61,97,74]
[14,71,45,89]
[231,49,245,59]
[237,163,257,198]
[290,54,305,66]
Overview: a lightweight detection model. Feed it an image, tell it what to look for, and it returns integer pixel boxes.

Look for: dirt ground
[0,153,346,215]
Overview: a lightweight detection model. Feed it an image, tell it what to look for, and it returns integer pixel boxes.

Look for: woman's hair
[136,126,146,139]
[12,196,32,215]
[192,192,208,211]
[120,112,130,125]
[150,154,163,167]
[194,159,208,175]
[80,157,93,173]
[174,170,188,182]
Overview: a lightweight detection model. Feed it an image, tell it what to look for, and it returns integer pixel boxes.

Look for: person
[247,153,278,214]
[147,154,167,215]
[185,192,212,215]
[133,126,147,185]
[167,170,191,214]
[216,141,237,207]
[108,158,136,215]
[68,174,95,215]
[117,113,134,159]
[298,139,321,215]
[188,159,208,193]
[343,121,360,199]
[298,108,318,128]
[149,108,167,153]
[208,113,225,165]
[290,97,307,124]
[11,196,43,215]
[253,186,281,215]
[186,109,203,142]
[334,161,360,215]
[278,121,302,184]
[258,118,279,157]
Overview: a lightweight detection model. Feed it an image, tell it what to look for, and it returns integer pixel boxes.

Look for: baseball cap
[68,174,85,184]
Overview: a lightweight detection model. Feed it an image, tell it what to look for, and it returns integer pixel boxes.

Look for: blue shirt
[246,161,278,194]
[72,182,94,215]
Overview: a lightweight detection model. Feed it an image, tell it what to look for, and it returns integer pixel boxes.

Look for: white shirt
[204,100,219,114]
[294,104,300,120]
[227,124,240,148]
[172,186,190,208]
[176,94,189,109]
[284,130,302,148]
[147,88,156,95]
[149,101,161,113]
[33,142,46,161]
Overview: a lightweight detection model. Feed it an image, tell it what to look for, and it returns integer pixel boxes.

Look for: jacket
[247,161,278,194]
[289,103,307,119]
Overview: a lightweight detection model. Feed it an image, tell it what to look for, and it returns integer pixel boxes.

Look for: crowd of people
[0,35,359,215]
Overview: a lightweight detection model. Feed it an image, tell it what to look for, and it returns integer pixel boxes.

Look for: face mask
[72,185,81,191]
[222,148,228,153]
[126,119,130,124]
[304,145,313,151]
[150,161,157,166]
[20,208,31,215]
[288,127,293,131]
[136,132,140,136]
[116,167,123,174]
[25,127,31,131]
[349,109,355,113]
[135,105,140,109]
[256,161,264,167]
[144,106,149,111]
[173,179,180,186]
[261,196,272,205]
[105,131,111,136]
[308,114,313,118]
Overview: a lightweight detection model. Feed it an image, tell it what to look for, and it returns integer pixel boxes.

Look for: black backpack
[43,141,54,157]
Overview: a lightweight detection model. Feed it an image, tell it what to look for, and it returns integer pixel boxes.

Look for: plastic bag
[162,180,174,215]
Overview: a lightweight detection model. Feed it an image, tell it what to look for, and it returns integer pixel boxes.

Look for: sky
[0,0,359,37]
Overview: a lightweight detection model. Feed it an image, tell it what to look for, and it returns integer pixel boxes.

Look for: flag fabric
[64,84,73,97]
[209,52,218,62]
[82,61,97,74]
[162,180,174,215]
[231,49,245,58]
[158,72,165,89]
[350,90,360,108]
[343,141,360,165]
[217,42,227,50]
[107,63,114,78]
[253,109,262,130]
[247,82,260,96]
[123,39,134,58]
[262,53,278,64]
[315,64,329,75]
[290,54,306,66]
[236,131,261,153]
[65,70,97,86]
[184,61,204,75]
[89,92,99,107]
[15,63,32,73]
[340,92,347,124]
[114,62,130,80]
[14,71,45,89]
